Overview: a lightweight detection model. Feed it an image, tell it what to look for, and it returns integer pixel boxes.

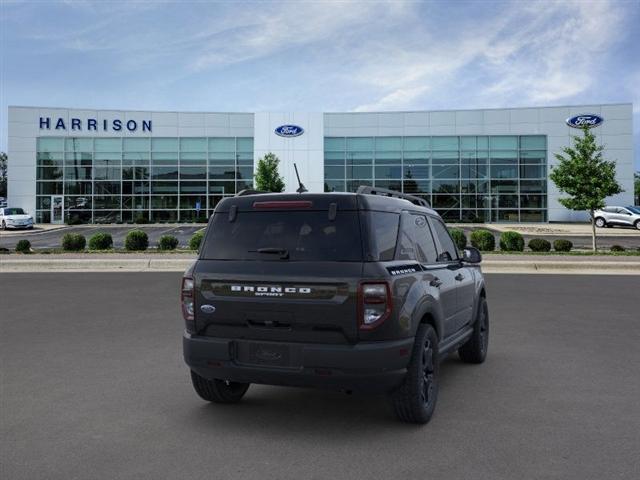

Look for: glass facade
[35,137,253,223]
[324,135,547,222]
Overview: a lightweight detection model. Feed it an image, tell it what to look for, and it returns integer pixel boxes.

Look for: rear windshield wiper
[250,247,290,260]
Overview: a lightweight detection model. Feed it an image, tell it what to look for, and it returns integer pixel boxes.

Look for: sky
[1,0,639,168]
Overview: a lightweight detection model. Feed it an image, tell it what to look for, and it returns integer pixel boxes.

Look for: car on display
[181,186,488,424]
[594,206,640,229]
[0,207,35,230]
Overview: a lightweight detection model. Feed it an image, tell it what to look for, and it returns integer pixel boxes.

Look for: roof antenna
[293,163,308,193]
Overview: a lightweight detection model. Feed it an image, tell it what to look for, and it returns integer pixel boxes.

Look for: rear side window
[365,211,399,261]
[201,211,362,261]
[430,218,459,262]
[396,213,438,263]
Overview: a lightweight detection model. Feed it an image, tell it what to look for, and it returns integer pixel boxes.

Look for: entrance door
[51,195,64,224]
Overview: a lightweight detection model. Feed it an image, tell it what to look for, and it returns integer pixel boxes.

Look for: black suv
[182,187,488,424]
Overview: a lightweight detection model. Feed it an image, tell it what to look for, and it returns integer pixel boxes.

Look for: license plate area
[234,341,299,369]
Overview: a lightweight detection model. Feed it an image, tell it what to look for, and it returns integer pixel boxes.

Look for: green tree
[0,152,7,198]
[549,128,623,251]
[254,152,285,192]
[634,172,640,205]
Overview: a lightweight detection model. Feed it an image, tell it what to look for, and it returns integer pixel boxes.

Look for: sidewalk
[2,253,639,275]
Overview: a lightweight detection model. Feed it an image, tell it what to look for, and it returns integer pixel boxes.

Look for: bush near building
[62,233,86,251]
[470,229,495,251]
[15,239,31,253]
[499,231,525,252]
[528,238,551,252]
[189,231,205,251]
[125,230,149,251]
[88,232,113,250]
[448,228,467,251]
[610,245,625,252]
[134,215,149,224]
[553,239,573,252]
[158,235,179,250]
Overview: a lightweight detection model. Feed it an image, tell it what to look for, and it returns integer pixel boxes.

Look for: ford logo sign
[566,114,604,129]
[200,304,216,314]
[275,125,304,137]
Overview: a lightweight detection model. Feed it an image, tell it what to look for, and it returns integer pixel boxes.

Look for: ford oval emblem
[200,304,216,314]
[275,125,304,137]
[566,114,604,129]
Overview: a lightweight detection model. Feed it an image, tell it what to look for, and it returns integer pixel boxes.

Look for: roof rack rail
[236,189,267,197]
[356,185,430,208]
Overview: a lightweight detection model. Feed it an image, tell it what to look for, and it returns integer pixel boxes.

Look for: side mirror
[462,247,482,264]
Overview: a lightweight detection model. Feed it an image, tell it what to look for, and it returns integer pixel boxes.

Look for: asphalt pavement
[2,273,639,479]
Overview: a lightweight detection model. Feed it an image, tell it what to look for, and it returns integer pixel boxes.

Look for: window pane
[64,181,92,195]
[236,167,253,180]
[520,150,546,164]
[375,165,401,179]
[37,182,63,195]
[410,215,438,263]
[180,138,207,152]
[402,180,429,194]
[520,135,546,150]
[180,167,206,179]
[209,138,235,152]
[65,138,93,151]
[375,137,401,151]
[180,182,207,194]
[325,166,344,179]
[432,165,459,179]
[346,137,373,151]
[366,212,399,261]
[432,180,459,193]
[374,151,401,164]
[124,138,150,152]
[38,137,64,151]
[37,166,63,180]
[403,165,429,179]
[152,138,179,151]
[490,136,518,150]
[403,137,429,151]
[151,167,178,180]
[347,152,373,165]
[431,151,458,164]
[94,182,120,195]
[324,137,345,151]
[94,138,122,152]
[431,136,458,151]
[490,165,518,179]
[431,218,459,261]
[209,181,235,194]
[490,151,518,164]
[343,165,368,179]
[460,136,476,150]
[520,164,545,178]
[236,137,254,152]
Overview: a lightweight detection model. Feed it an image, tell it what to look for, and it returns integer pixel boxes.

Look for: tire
[190,370,250,404]
[458,297,489,364]
[391,324,439,424]
[594,217,606,228]
[635,220,640,230]
[1,221,5,230]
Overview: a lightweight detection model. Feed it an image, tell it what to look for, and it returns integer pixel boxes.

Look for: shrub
[528,238,551,252]
[62,233,86,251]
[15,239,31,253]
[470,229,495,251]
[88,232,113,250]
[189,231,205,251]
[125,230,149,251]
[610,244,625,252]
[158,235,179,251]
[134,215,149,224]
[448,228,467,251]
[499,231,525,252]
[196,215,208,223]
[553,239,573,252]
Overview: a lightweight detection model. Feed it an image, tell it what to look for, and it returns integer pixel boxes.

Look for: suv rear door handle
[455,273,465,281]
[430,277,442,288]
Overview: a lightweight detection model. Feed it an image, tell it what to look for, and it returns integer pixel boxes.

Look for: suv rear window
[201,211,363,261]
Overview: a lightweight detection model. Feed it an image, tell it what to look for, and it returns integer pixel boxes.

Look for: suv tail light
[358,282,392,330]
[181,277,195,325]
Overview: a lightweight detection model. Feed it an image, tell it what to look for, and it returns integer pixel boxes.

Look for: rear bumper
[183,333,414,393]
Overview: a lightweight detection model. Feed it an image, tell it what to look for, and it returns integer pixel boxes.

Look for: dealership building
[6,103,634,224]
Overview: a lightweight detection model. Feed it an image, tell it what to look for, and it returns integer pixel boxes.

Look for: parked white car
[0,207,35,230]
[594,206,640,230]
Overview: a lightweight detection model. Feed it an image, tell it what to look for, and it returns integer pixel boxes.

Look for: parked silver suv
[594,206,640,230]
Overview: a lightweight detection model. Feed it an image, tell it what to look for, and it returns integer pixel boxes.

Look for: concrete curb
[0,258,195,273]
[2,257,639,274]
